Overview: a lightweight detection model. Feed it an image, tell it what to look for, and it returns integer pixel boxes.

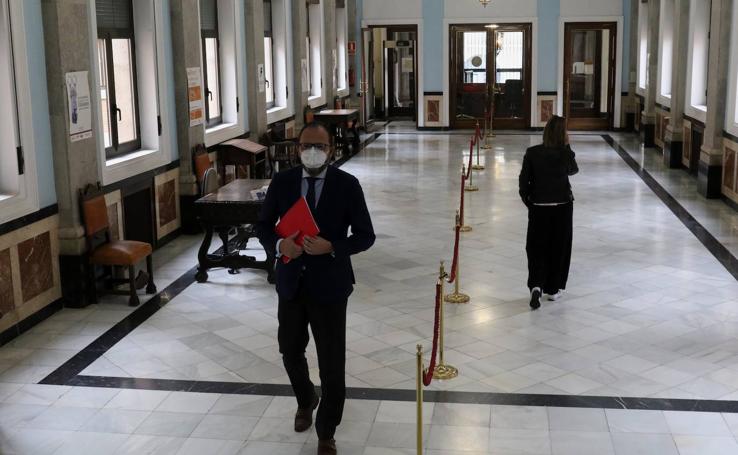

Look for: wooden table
[313,109,360,156]
[217,139,268,180]
[195,179,274,283]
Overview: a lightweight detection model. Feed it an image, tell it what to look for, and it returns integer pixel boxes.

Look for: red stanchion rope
[422,282,443,386]
[447,223,461,284]
[459,170,466,225]
[465,140,474,180]
[475,123,482,142]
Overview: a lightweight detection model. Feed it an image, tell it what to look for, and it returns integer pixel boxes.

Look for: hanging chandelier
[479,0,492,7]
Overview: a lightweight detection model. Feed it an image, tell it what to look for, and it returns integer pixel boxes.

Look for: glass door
[450,24,531,129]
[386,29,417,119]
[564,22,617,130]
[491,27,530,129]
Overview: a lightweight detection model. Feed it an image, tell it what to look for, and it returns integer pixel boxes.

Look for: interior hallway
[2,126,738,453]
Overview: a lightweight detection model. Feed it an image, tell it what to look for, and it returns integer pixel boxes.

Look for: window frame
[685,0,711,121]
[264,0,294,124]
[657,0,674,104]
[335,2,348,94]
[306,0,324,105]
[727,0,738,136]
[200,0,223,127]
[89,0,176,186]
[264,0,275,109]
[97,13,143,160]
[0,0,41,224]
[636,0,648,94]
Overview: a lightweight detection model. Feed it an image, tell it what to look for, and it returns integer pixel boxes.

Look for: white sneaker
[546,290,563,301]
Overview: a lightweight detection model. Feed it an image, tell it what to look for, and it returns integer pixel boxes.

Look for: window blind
[200,0,217,32]
[95,0,133,31]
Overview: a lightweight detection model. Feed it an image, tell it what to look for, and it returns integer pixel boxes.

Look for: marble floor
[2,125,738,453]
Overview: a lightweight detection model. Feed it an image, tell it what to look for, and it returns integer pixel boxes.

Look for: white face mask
[301,147,328,170]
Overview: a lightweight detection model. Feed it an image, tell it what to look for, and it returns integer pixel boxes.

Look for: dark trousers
[526,202,573,294]
[277,282,347,440]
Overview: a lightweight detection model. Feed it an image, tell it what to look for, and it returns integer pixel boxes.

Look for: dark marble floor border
[40,137,372,386]
[62,375,738,413]
[38,132,738,414]
[603,134,738,281]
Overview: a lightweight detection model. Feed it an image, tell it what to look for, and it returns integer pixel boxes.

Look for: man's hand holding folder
[275,197,320,264]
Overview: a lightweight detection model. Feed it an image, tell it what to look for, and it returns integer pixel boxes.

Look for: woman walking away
[519,116,579,310]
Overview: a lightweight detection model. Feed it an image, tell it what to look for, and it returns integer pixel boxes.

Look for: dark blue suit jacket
[256,165,376,302]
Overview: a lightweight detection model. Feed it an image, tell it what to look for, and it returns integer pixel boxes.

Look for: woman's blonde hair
[543,115,567,148]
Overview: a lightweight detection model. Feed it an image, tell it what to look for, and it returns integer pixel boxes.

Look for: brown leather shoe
[317,439,337,455]
[294,394,319,432]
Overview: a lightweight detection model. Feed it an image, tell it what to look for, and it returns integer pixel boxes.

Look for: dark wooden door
[450,23,532,130]
[563,22,617,130]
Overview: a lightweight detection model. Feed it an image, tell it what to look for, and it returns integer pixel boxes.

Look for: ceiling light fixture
[479,0,492,7]
[485,24,499,29]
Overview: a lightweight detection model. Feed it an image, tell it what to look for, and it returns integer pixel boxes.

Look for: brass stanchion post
[473,121,485,170]
[481,111,492,150]
[464,162,478,192]
[445,214,471,304]
[416,344,423,455]
[433,262,459,380]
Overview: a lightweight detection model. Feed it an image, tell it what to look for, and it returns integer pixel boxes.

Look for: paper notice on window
[187,67,204,127]
[257,64,266,93]
[402,57,414,73]
[65,71,93,142]
[301,59,309,93]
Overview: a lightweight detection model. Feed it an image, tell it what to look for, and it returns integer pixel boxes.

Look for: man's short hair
[298,121,331,143]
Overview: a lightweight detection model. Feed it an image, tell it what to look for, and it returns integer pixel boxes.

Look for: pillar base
[697,161,723,199]
[641,123,655,148]
[625,113,636,132]
[59,255,95,308]
[663,140,683,169]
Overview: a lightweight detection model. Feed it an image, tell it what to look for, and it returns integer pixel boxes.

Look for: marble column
[41,0,101,306]
[170,0,205,232]
[663,0,689,168]
[291,0,309,131]
[641,0,660,147]
[698,0,733,198]
[244,0,268,137]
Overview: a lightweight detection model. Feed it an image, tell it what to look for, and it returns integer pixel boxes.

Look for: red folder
[275,197,320,264]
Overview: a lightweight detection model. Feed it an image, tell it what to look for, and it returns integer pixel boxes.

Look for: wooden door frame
[449,23,532,130]
[563,22,617,130]
[367,24,419,124]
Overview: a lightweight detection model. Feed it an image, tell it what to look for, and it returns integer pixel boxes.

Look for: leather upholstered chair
[194,145,213,184]
[80,183,156,306]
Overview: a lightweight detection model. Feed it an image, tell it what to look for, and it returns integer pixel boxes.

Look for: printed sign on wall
[65,71,93,142]
[187,67,204,127]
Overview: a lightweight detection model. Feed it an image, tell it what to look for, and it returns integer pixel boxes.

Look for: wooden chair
[79,183,156,306]
[262,133,298,177]
[194,145,213,185]
[304,105,315,124]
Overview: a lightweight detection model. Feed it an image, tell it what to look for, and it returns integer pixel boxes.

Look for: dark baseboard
[641,123,655,147]
[664,140,683,169]
[0,204,59,237]
[698,161,723,199]
[417,126,451,131]
[0,298,63,346]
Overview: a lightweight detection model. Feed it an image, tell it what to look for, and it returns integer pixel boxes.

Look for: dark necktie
[306,177,317,212]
